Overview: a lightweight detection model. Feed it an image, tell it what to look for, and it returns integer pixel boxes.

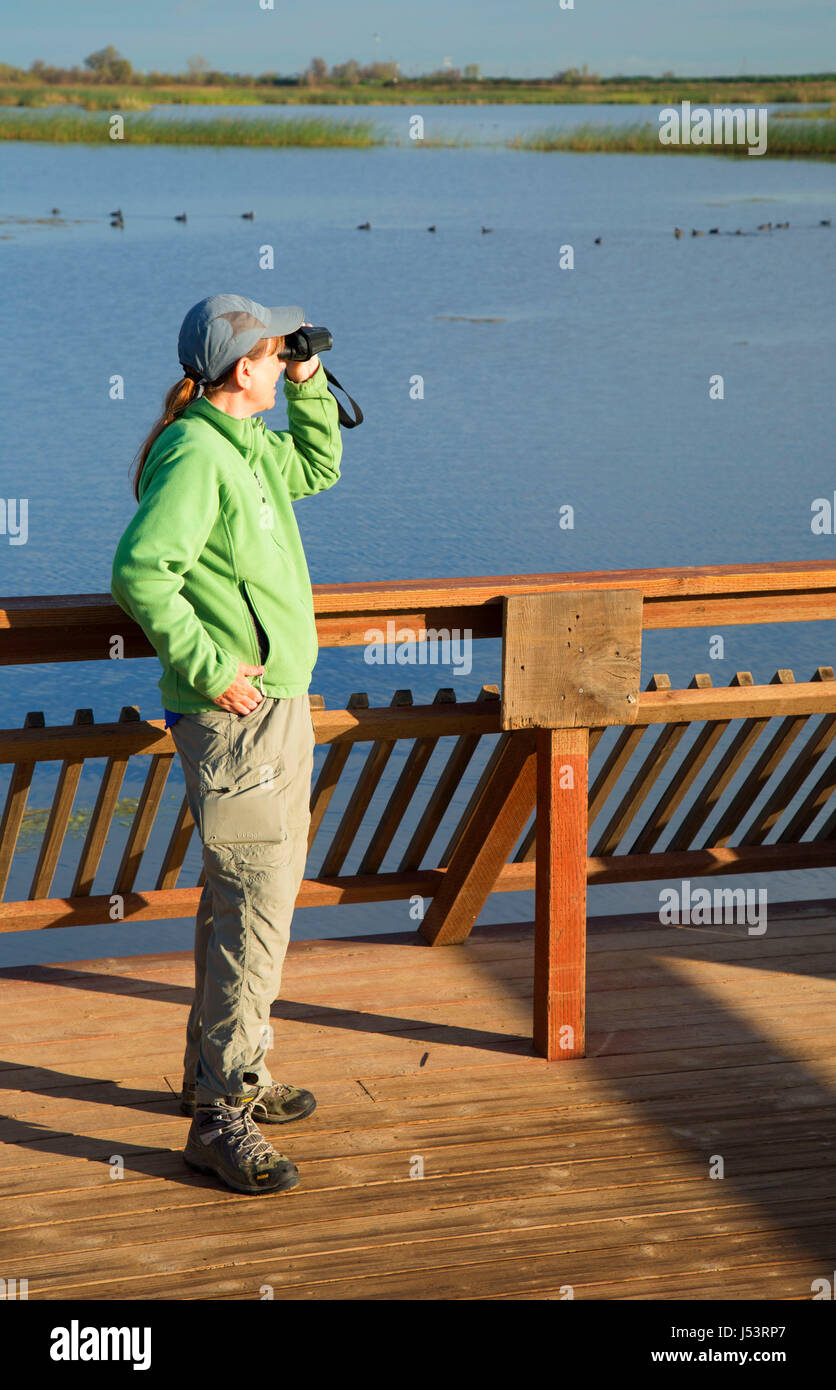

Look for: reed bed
[508,118,836,158]
[0,112,385,147]
[4,79,836,110]
[3,110,835,158]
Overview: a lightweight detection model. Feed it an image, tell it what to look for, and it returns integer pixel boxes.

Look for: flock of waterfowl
[91,208,495,233]
[75,208,256,228]
[673,219,831,238]
[356,221,493,233]
[43,208,833,239]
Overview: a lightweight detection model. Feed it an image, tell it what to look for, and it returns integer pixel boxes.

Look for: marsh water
[1,104,835,964]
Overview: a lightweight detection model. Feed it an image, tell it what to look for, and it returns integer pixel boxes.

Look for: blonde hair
[130,335,283,501]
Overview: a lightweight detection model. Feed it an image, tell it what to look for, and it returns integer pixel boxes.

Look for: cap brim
[264,306,306,338]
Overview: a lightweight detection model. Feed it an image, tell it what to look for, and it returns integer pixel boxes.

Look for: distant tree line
[0,46,610,87]
[1,49,830,88]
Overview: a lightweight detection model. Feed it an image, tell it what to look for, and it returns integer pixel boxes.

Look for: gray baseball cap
[178,293,305,386]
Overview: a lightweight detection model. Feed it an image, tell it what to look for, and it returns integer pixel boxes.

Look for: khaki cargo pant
[169,693,315,1105]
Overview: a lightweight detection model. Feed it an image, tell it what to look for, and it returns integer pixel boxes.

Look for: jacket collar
[183,395,255,461]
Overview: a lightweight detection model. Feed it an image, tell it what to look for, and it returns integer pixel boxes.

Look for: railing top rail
[4,558,836,631]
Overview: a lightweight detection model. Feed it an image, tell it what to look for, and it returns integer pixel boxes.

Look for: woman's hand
[213,662,264,715]
[284,321,320,384]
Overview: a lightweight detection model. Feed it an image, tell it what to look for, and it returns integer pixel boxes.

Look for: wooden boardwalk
[1,902,835,1301]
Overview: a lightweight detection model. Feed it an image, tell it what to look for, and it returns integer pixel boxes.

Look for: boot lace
[247,1073,293,1106]
[205,1100,277,1163]
[257,1082,294,1103]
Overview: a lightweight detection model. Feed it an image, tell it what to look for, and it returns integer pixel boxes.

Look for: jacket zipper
[241,581,271,667]
[242,590,259,665]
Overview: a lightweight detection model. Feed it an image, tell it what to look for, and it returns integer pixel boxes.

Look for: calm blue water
[1,109,835,965]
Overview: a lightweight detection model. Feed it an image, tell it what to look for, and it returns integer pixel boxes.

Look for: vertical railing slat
[628,674,717,854]
[419,731,538,946]
[398,685,499,871]
[741,668,836,845]
[308,692,368,855]
[29,709,93,900]
[667,673,764,851]
[590,677,690,856]
[72,705,139,896]
[156,795,196,891]
[113,745,174,895]
[776,743,836,844]
[319,690,412,877]
[586,676,661,826]
[358,688,455,875]
[703,669,801,848]
[0,711,44,901]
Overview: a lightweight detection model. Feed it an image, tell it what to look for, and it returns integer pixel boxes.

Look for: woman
[111,293,342,1196]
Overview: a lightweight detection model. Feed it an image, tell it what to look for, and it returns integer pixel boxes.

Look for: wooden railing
[3,559,836,1061]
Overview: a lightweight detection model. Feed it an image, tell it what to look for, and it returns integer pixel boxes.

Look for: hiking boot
[183,1099,300,1195]
[180,1076,316,1123]
[250,1081,317,1124]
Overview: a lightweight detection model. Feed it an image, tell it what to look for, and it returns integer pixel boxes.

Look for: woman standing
[111,293,342,1196]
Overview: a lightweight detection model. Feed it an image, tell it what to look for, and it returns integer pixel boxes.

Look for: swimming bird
[110,216,124,228]
[691,229,704,237]
[480,226,493,234]
[356,221,371,230]
[709,227,719,234]
[775,221,790,229]
[427,225,436,232]
[110,208,122,218]
[757,222,772,231]
[673,227,683,238]
[51,207,60,216]
[594,236,602,244]
[241,211,254,220]
[174,212,187,223]
[820,219,832,227]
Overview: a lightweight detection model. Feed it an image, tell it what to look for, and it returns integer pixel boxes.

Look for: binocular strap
[322,367,364,429]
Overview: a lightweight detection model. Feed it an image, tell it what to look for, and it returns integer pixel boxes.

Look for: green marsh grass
[0,111,385,147]
[3,109,835,158]
[508,119,836,158]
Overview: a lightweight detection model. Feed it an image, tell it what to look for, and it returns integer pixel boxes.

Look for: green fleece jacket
[110,364,342,712]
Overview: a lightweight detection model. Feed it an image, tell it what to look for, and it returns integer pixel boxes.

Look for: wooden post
[533,727,589,1059]
[502,589,643,1062]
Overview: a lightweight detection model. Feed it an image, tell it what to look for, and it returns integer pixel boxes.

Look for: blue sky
[4,0,834,78]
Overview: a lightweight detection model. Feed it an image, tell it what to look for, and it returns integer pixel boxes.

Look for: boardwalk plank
[17,1215,836,1300]
[0,899,833,1299]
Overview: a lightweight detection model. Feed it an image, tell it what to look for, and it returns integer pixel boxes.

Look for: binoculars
[275,325,362,429]
[277,326,333,362]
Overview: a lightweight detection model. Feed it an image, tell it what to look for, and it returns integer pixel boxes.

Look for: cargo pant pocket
[200,760,291,852]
